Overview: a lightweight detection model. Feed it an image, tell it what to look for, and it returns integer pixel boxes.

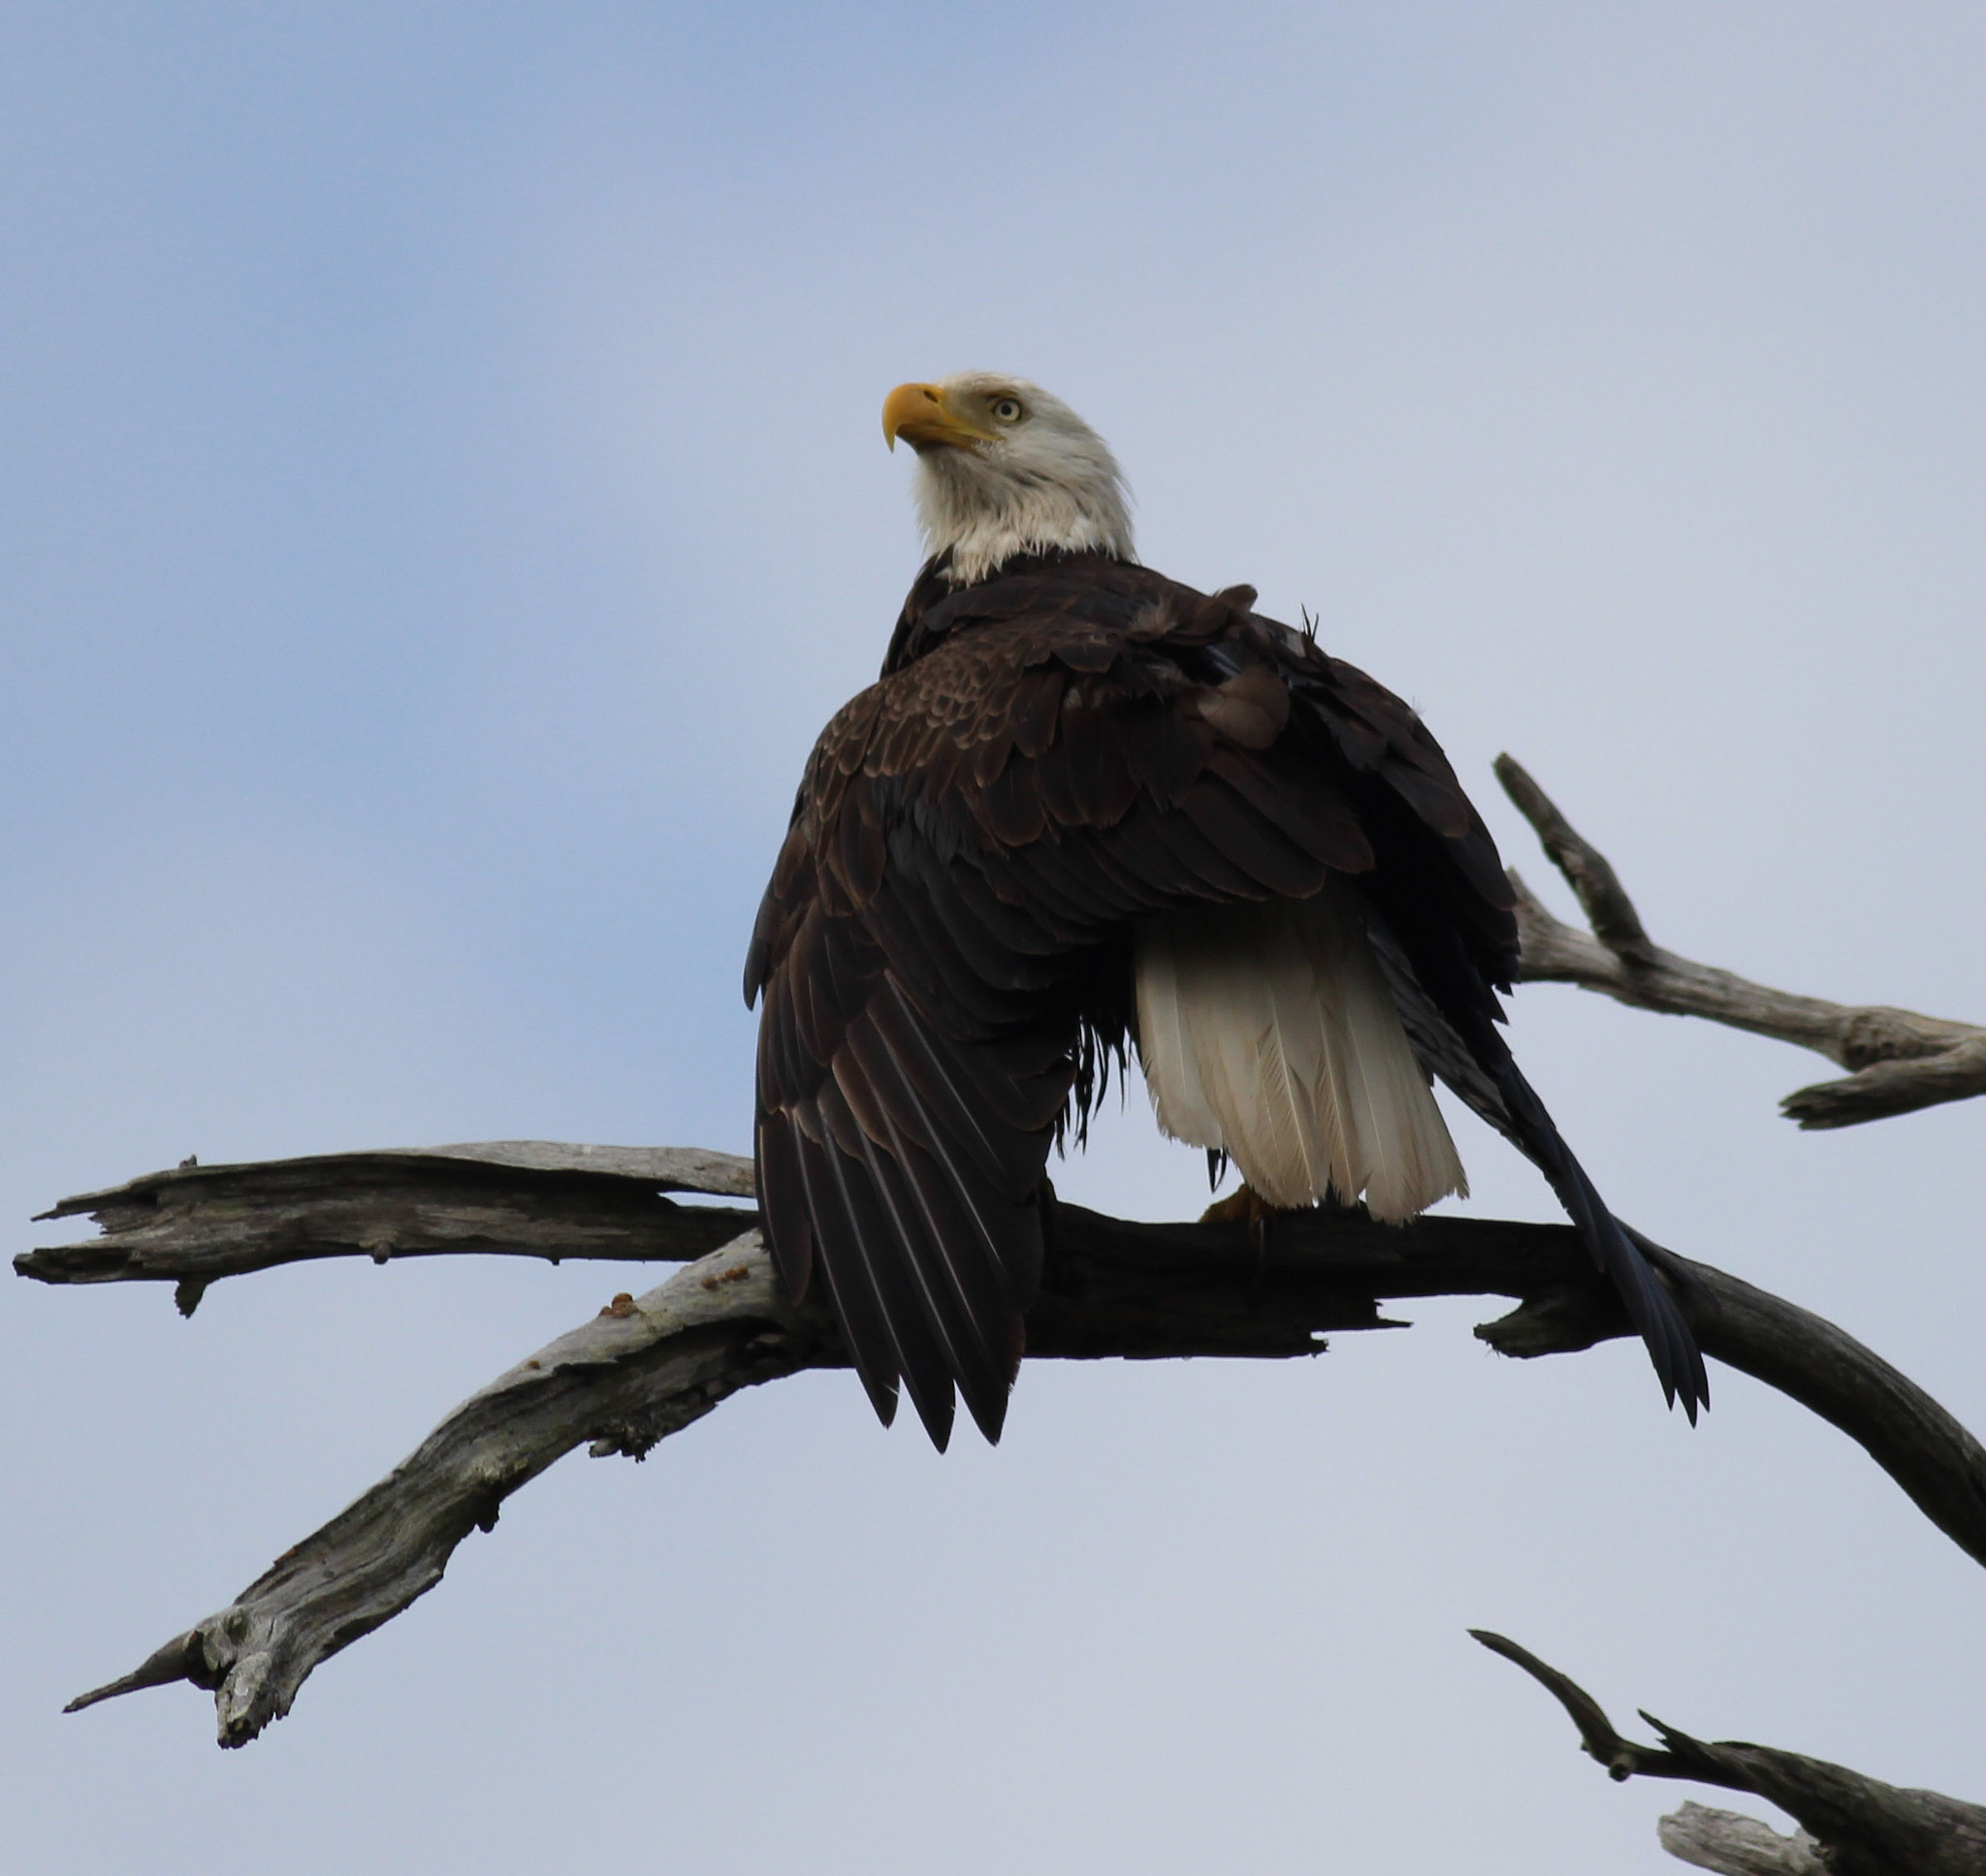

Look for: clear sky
[4,5,1982,1870]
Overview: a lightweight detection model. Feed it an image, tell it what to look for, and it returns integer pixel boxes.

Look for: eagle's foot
[1199,1183,1295,1230]
[1200,1182,1302,1264]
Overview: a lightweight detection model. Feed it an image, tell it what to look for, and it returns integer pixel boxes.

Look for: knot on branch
[1838,1006,1963,1070]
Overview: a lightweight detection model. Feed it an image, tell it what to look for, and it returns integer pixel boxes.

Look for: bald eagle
[745,372,1706,1447]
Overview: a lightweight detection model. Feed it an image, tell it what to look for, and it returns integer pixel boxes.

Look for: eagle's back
[745,552,1522,1446]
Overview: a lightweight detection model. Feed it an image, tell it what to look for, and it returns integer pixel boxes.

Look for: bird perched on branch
[745,372,1707,1447]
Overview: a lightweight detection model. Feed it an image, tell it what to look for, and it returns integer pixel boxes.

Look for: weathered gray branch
[16,1142,758,1313]
[66,1231,826,1745]
[1659,1802,1823,1875]
[41,1143,1986,1745]
[1497,755,1986,1128]
[1472,1630,1986,1875]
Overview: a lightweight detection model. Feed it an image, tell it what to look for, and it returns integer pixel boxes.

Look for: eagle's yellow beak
[882,381,997,452]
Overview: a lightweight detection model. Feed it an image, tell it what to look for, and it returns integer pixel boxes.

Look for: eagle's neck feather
[914,438,1135,586]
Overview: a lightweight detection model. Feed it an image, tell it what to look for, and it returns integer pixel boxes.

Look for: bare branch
[1472,1631,1986,1875]
[65,1231,827,1744]
[16,1142,757,1313]
[1659,1801,1824,1875]
[1477,1234,1986,1579]
[1491,750,1657,966]
[30,1143,1986,1570]
[1494,755,1986,1128]
[44,1147,1986,1743]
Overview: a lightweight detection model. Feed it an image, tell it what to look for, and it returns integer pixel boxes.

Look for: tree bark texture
[1658,1802,1824,1875]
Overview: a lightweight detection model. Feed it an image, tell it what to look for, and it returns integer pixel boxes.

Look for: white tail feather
[1135,884,1466,1220]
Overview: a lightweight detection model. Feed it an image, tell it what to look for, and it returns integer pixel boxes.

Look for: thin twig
[1494,755,1986,1128]
[1492,754,1657,966]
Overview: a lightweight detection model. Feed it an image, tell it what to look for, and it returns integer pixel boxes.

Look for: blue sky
[4,5,1983,1870]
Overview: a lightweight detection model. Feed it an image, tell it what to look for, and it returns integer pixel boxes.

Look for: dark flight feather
[747,549,1707,1442]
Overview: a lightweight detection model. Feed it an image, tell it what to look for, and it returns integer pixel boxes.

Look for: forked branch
[37,1143,1986,1745]
[1472,1629,1986,1874]
[1496,755,1986,1128]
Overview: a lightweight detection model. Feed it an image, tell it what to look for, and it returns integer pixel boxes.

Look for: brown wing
[744,555,1522,1447]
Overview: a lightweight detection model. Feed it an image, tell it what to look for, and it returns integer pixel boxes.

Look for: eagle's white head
[882,372,1136,587]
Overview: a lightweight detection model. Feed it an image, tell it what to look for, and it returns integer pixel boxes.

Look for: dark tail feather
[1358,912,1708,1416]
[1490,1058,1710,1421]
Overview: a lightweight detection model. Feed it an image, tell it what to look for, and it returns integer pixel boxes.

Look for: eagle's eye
[989,396,1024,425]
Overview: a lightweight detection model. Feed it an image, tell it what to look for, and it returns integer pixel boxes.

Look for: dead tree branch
[65,1232,826,1745]
[37,1143,1986,1744]
[1659,1802,1824,1875]
[1471,1630,1986,1875]
[16,1142,757,1315]
[1496,755,1986,1128]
